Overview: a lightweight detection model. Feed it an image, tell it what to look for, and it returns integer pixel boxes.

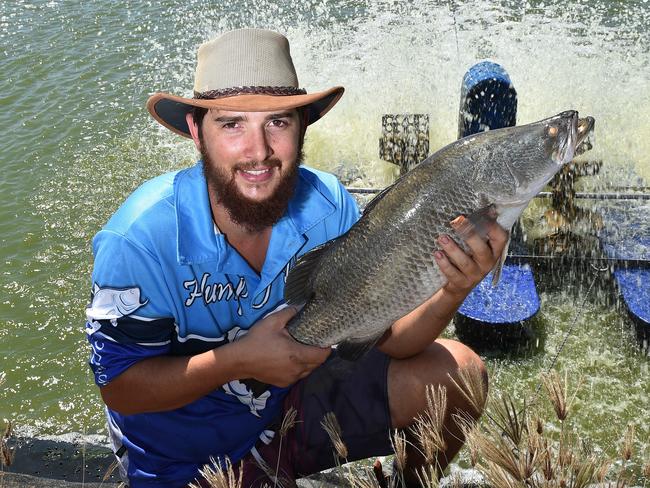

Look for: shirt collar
[175,161,336,270]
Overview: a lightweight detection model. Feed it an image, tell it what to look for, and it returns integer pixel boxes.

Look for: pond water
[0,0,648,482]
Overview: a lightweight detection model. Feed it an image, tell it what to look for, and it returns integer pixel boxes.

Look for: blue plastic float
[458,265,540,324]
[455,61,541,342]
[597,202,650,344]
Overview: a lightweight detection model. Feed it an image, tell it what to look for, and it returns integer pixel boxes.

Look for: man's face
[187,108,303,232]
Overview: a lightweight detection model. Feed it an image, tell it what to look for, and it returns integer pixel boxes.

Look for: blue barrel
[455,61,540,346]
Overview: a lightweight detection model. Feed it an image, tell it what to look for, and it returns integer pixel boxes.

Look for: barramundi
[285,110,595,359]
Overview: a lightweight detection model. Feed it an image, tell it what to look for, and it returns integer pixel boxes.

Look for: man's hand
[235,307,331,387]
[434,216,509,298]
[378,216,508,359]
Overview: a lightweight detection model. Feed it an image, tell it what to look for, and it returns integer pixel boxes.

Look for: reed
[0,421,12,470]
[0,373,14,472]
[190,457,243,488]
[321,411,349,461]
[409,384,447,466]
[390,429,408,474]
[447,363,487,417]
[271,407,299,488]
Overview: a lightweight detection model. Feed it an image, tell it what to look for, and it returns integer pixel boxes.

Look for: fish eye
[547,125,558,137]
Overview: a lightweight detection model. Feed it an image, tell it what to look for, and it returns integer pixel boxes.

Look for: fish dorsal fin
[284,238,338,307]
[362,181,397,215]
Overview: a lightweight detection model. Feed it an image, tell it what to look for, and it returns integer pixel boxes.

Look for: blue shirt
[86,161,359,487]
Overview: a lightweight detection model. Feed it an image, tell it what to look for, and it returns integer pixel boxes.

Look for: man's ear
[186,112,202,151]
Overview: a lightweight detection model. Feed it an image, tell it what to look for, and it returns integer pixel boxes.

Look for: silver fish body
[285,111,594,359]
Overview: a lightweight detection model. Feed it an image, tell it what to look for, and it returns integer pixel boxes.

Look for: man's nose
[246,126,273,162]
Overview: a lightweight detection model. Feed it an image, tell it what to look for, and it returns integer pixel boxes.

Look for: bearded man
[85,28,507,487]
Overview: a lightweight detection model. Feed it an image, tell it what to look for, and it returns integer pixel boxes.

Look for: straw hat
[147,28,345,138]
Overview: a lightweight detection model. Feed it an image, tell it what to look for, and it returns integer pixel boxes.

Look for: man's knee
[387,339,488,427]
[438,338,489,417]
[438,338,488,384]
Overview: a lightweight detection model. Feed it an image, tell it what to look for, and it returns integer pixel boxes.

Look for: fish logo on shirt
[221,326,271,417]
[86,284,148,321]
[223,380,271,417]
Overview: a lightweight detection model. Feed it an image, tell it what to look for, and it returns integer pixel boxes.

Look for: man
[86,28,508,487]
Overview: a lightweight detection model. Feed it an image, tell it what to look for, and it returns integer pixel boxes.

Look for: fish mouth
[575,116,595,156]
[553,111,595,162]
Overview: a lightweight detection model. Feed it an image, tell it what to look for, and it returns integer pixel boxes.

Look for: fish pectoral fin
[457,205,499,241]
[491,232,511,286]
[336,334,383,362]
[285,239,338,306]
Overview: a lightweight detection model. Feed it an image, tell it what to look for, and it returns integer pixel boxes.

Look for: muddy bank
[2,436,488,487]
[2,436,120,486]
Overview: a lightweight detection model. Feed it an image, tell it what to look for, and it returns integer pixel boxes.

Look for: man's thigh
[241,348,394,485]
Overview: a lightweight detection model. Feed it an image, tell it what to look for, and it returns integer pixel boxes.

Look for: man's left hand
[433,217,509,299]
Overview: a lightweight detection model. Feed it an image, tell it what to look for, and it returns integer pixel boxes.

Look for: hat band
[194,86,307,99]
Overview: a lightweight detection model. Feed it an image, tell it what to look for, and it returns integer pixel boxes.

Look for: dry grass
[390,429,407,473]
[189,457,243,488]
[409,384,447,465]
[457,367,643,488]
[196,365,647,488]
[1,373,14,472]
[447,363,487,417]
[0,421,13,470]
[321,412,348,461]
[621,423,635,462]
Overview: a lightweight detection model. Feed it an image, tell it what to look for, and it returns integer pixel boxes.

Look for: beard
[201,145,302,233]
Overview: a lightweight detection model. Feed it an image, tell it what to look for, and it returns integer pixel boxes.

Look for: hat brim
[147,86,344,138]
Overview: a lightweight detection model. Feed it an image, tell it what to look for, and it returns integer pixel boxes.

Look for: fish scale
[285,111,595,360]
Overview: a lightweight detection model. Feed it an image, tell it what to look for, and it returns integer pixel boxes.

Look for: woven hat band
[194,86,307,99]
[194,29,300,93]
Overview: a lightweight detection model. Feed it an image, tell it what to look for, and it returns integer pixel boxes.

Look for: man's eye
[269,119,288,128]
[222,122,239,129]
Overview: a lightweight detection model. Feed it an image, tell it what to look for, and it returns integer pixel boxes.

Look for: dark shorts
[239,348,393,487]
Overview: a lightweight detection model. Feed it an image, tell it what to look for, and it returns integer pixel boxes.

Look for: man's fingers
[276,305,299,320]
[450,216,506,269]
[434,249,470,288]
[262,305,299,330]
[437,234,478,275]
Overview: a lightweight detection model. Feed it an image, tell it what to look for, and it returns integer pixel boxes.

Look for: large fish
[285,110,594,359]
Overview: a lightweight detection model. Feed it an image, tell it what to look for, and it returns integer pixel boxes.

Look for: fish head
[479,111,594,206]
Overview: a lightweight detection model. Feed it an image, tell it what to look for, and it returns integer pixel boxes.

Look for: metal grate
[378,114,430,175]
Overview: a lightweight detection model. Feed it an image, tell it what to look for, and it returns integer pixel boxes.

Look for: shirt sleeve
[86,230,176,387]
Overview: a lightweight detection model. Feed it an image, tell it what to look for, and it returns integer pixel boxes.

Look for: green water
[1,0,648,482]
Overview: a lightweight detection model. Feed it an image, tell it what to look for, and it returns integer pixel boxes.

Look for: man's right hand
[100,307,331,415]
[234,307,331,387]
